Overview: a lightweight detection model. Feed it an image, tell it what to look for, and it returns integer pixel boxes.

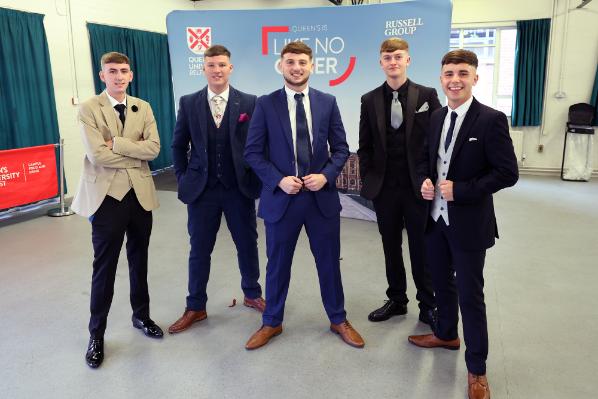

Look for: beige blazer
[72,92,160,217]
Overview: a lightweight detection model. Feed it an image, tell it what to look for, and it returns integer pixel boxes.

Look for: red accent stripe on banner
[261,26,289,55]
[329,56,357,87]
[0,144,58,209]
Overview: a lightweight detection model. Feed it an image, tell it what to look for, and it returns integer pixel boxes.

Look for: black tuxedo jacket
[418,97,519,251]
[172,86,261,204]
[357,80,441,199]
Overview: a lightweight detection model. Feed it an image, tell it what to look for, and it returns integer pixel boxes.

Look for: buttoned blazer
[244,87,350,223]
[358,81,441,199]
[418,97,519,251]
[171,86,260,204]
[72,92,160,217]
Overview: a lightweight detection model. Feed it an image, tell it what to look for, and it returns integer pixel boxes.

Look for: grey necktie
[390,91,403,129]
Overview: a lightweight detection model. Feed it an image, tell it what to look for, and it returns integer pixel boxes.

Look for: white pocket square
[415,102,429,113]
[468,137,478,142]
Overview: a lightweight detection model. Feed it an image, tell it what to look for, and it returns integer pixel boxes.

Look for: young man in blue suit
[408,50,518,399]
[244,41,364,349]
[169,45,264,334]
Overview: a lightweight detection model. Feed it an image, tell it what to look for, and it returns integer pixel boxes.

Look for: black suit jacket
[418,97,519,251]
[357,80,441,199]
[171,86,261,204]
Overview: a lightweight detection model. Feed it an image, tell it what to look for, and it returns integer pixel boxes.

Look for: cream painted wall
[0,0,596,196]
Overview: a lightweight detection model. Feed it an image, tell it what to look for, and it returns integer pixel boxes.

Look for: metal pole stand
[48,138,75,217]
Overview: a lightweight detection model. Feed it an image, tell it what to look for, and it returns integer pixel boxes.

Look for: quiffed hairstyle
[379,37,409,54]
[204,44,231,58]
[441,49,478,68]
[100,52,130,67]
[281,41,313,60]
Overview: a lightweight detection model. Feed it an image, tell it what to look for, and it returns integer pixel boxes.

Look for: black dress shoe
[85,337,104,368]
[368,300,408,322]
[419,308,438,331]
[132,317,164,338]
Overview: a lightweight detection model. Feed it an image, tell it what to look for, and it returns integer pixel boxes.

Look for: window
[450,27,517,116]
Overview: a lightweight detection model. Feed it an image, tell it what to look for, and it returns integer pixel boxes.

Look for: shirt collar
[105,90,126,107]
[285,85,309,101]
[448,95,474,117]
[207,86,230,102]
[384,79,409,99]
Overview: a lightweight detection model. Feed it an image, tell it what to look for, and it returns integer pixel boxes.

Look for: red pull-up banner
[0,144,58,209]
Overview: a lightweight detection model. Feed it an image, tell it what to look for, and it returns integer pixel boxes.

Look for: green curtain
[0,8,60,150]
[511,18,551,127]
[87,23,175,170]
[591,63,598,126]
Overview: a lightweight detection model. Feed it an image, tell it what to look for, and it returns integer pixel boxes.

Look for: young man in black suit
[409,49,518,399]
[358,38,440,327]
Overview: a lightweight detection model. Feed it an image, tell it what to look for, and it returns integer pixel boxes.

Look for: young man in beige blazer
[72,51,162,369]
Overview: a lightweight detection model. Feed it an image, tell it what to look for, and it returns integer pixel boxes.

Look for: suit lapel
[273,88,294,154]
[99,92,119,137]
[308,88,321,151]
[373,84,386,151]
[194,88,209,149]
[405,82,418,145]
[122,95,140,138]
[228,87,240,140]
[450,98,480,164]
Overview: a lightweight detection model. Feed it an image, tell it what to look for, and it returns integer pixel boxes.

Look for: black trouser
[372,184,435,311]
[88,192,152,339]
[426,217,488,375]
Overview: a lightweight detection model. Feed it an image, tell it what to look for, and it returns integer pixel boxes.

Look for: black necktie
[444,111,458,151]
[114,104,126,127]
[294,93,312,177]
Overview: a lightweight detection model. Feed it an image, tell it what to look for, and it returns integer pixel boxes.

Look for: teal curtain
[87,23,175,170]
[591,63,598,126]
[511,18,551,127]
[0,8,60,150]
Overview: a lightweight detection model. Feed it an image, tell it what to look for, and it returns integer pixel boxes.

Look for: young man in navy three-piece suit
[244,41,365,350]
[169,45,265,335]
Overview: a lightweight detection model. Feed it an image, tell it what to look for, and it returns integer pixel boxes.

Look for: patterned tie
[114,104,126,127]
[211,95,224,128]
[294,93,312,177]
[444,111,458,151]
[390,91,403,129]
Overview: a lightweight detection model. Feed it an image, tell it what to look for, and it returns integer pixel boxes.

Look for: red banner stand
[0,144,59,210]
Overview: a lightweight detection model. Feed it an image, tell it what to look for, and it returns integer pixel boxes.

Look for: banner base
[47,207,75,217]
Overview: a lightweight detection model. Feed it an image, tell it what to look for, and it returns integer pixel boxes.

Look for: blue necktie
[294,93,311,177]
[444,111,458,151]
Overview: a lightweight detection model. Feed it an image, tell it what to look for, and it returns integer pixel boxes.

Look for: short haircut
[380,37,409,54]
[204,45,231,58]
[100,52,130,67]
[441,49,478,68]
[281,41,313,60]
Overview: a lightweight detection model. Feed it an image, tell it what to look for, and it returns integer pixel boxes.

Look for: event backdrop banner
[166,1,452,151]
[0,144,58,209]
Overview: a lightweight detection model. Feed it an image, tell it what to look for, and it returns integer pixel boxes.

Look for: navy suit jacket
[244,87,349,223]
[171,86,261,204]
[418,97,519,251]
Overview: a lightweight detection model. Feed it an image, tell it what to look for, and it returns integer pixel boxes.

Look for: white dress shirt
[284,85,313,176]
[207,86,230,122]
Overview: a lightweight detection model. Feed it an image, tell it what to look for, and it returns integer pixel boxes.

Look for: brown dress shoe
[168,310,207,334]
[243,297,266,313]
[330,320,365,348]
[245,325,283,350]
[408,333,460,350]
[468,373,490,399]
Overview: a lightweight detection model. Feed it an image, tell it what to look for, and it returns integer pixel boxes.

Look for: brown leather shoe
[408,333,460,350]
[245,325,283,350]
[243,297,266,313]
[330,320,365,348]
[468,373,490,399]
[168,310,207,334]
